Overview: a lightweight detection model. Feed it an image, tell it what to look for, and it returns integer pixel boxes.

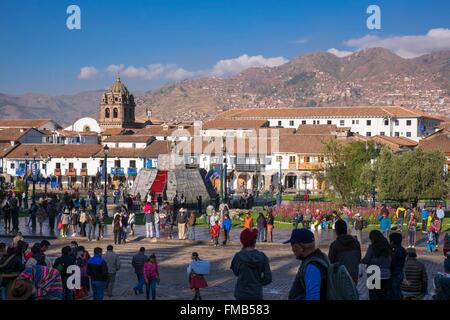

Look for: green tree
[324,140,378,204]
[376,148,447,206]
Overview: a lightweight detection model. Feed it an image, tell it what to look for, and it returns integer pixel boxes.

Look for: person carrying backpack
[285,228,358,300]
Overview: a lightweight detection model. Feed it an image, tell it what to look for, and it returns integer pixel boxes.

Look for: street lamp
[222,136,228,204]
[42,154,51,196]
[103,145,109,216]
[31,146,37,203]
[23,151,29,209]
[276,156,283,206]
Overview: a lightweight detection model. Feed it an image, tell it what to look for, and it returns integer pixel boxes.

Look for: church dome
[107,76,129,95]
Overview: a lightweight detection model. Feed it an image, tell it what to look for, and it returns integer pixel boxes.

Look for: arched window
[105,108,110,118]
[83,125,91,132]
[113,108,118,118]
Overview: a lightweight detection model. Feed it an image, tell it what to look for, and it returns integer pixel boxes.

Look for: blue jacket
[222,218,232,231]
[378,216,391,231]
[421,209,429,220]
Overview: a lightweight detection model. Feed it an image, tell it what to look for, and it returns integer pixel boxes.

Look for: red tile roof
[217,106,444,121]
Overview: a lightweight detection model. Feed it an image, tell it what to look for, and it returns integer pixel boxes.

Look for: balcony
[111,167,124,175]
[288,163,297,170]
[298,162,324,171]
[235,164,266,172]
[127,167,138,175]
[65,168,77,176]
[80,168,88,176]
[16,168,26,175]
[54,168,62,176]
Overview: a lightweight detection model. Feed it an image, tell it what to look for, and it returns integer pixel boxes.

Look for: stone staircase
[129,168,157,197]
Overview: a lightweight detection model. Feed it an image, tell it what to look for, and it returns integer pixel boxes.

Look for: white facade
[102,142,148,149]
[267,116,438,141]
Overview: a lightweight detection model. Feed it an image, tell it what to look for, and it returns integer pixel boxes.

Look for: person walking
[86,210,97,242]
[328,219,361,284]
[230,229,272,300]
[70,209,78,237]
[395,206,407,233]
[188,211,197,240]
[36,203,47,235]
[188,252,209,300]
[112,212,122,245]
[53,246,76,300]
[256,212,267,242]
[143,254,159,300]
[79,209,87,237]
[378,212,391,239]
[401,248,428,300]
[431,216,442,249]
[362,230,392,300]
[266,210,274,243]
[154,209,161,239]
[196,195,203,215]
[285,228,330,300]
[407,214,417,248]
[87,247,108,301]
[47,198,57,235]
[103,245,121,298]
[177,208,188,240]
[421,207,429,233]
[60,209,70,238]
[222,214,232,246]
[353,213,365,243]
[144,201,153,238]
[132,247,147,295]
[303,208,312,229]
[128,211,136,236]
[389,232,407,300]
[243,212,253,230]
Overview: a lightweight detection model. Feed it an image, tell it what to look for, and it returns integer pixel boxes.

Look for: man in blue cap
[284,228,330,300]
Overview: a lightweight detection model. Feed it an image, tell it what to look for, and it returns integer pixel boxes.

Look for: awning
[150,170,168,194]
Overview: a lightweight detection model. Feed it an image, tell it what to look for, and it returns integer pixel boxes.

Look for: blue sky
[1,0,449,95]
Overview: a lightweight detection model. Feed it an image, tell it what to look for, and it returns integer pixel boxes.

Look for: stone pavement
[1,219,446,300]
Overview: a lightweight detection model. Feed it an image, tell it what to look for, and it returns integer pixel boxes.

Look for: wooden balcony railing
[54,168,62,176]
[80,168,88,176]
[65,168,76,176]
[298,162,324,170]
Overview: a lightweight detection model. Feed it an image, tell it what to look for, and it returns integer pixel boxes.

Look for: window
[366,132,372,137]
[289,156,296,163]
[82,163,87,169]
[395,120,399,126]
[317,120,320,125]
[42,163,47,170]
[319,156,325,163]
[327,120,332,125]
[406,120,412,126]
[10,163,15,169]
[395,132,400,137]
[278,120,282,126]
[304,156,310,163]
[313,120,320,125]
[366,120,372,126]
[132,143,136,149]
[406,132,412,137]
[69,163,74,169]
[130,160,136,168]
[289,120,294,126]
[105,108,110,118]
[56,163,61,169]
[340,120,345,126]
[302,120,307,125]
[114,160,121,167]
[113,108,118,118]
[380,132,385,136]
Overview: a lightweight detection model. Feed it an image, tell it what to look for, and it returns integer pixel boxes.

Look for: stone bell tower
[99,76,136,130]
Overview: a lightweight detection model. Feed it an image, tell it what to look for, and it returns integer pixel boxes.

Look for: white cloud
[343,28,450,58]
[327,48,353,58]
[86,54,288,82]
[210,54,288,77]
[78,66,99,80]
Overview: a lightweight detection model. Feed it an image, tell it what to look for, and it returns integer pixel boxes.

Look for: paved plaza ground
[2,217,447,300]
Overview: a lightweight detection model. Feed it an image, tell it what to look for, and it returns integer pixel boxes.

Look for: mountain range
[1,48,449,126]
